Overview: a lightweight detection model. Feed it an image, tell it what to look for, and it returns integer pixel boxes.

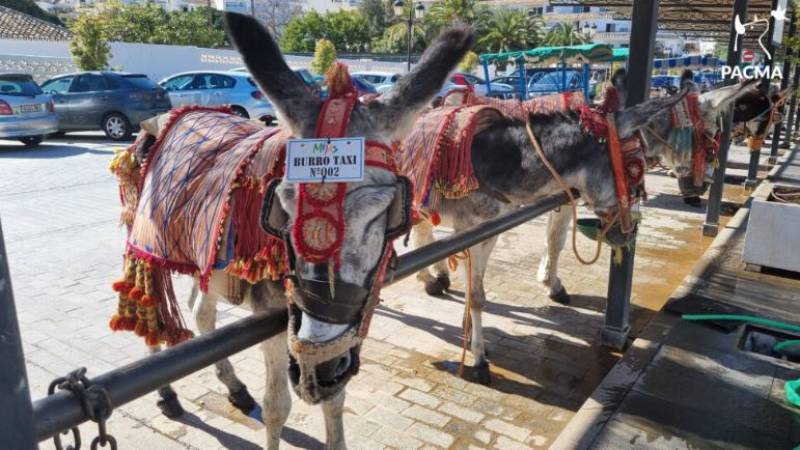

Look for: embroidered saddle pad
[397,104,503,209]
[444,90,585,120]
[126,107,288,290]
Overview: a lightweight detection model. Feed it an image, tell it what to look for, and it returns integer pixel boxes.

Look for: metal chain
[47,368,117,450]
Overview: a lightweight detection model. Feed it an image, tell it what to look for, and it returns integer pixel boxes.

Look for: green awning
[480,44,615,65]
[612,48,629,62]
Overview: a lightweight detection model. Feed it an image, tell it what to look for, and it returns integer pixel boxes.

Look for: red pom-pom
[145,331,160,346]
[121,316,137,331]
[128,287,143,300]
[134,320,148,337]
[140,295,156,307]
[111,280,130,293]
[326,62,356,99]
[109,315,123,331]
[430,211,441,227]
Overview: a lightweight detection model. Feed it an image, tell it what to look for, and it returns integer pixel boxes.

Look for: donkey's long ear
[699,79,758,112]
[369,26,475,138]
[615,91,688,139]
[224,13,321,136]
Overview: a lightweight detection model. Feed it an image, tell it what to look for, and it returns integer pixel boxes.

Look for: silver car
[352,71,400,94]
[0,74,58,147]
[159,71,276,123]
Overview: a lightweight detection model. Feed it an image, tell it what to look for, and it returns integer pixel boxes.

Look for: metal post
[406,6,413,73]
[704,0,748,237]
[482,59,492,96]
[785,64,800,143]
[0,219,37,450]
[770,13,795,161]
[582,63,590,99]
[517,58,527,99]
[603,0,659,350]
[746,0,780,188]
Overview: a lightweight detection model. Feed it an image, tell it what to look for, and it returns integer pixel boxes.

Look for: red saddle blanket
[109,106,288,346]
[443,90,585,120]
[397,104,504,210]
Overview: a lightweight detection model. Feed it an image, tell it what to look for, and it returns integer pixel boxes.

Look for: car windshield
[0,76,43,96]
[357,74,385,84]
[123,75,158,90]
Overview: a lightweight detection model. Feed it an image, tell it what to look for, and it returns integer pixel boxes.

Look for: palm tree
[543,22,589,47]
[372,20,429,53]
[426,0,491,33]
[478,9,542,53]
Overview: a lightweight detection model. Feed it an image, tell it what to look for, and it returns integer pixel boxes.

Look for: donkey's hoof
[474,361,491,385]
[425,277,449,296]
[435,275,451,290]
[157,393,185,418]
[228,386,257,413]
[549,286,571,305]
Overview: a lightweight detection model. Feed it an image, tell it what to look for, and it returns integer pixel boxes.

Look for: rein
[524,120,615,266]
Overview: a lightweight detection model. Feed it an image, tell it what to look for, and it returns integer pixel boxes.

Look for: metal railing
[4,192,571,448]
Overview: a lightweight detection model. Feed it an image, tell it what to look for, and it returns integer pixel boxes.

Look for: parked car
[352,71,400,94]
[159,71,275,123]
[0,73,58,147]
[232,67,321,98]
[40,72,170,140]
[437,72,514,100]
[526,70,595,99]
[651,75,681,95]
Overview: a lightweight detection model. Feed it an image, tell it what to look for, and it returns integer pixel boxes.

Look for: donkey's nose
[315,352,351,385]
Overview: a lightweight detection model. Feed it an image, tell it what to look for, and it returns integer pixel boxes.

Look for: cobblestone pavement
[0,135,741,450]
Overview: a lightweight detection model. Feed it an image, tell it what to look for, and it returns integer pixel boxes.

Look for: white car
[159,71,276,123]
[352,72,400,94]
[0,73,58,147]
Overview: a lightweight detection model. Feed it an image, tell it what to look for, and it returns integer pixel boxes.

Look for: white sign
[286,138,365,183]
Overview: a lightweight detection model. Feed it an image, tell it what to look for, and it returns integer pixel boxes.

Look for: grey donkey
[416,81,760,385]
[142,13,476,450]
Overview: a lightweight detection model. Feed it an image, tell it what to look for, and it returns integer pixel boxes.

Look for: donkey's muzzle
[291,275,370,324]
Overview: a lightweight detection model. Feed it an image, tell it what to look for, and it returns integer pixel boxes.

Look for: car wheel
[103,113,132,141]
[230,106,249,119]
[19,136,43,147]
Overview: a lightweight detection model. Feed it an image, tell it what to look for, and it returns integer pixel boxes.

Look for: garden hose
[681,314,800,409]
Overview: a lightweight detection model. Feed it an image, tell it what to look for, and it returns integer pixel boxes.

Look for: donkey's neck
[471,115,605,205]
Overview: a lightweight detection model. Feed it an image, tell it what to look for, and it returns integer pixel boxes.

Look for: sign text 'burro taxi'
[286,137,366,183]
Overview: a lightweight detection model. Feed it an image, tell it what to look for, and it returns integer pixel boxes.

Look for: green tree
[478,9,541,54]
[359,0,387,38]
[1,0,63,25]
[543,22,589,47]
[311,39,337,75]
[69,13,111,70]
[97,1,224,47]
[281,10,371,52]
[371,19,430,54]
[426,0,490,35]
[458,51,479,72]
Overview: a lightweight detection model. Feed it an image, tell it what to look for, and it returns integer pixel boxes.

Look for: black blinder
[290,276,370,324]
[260,178,289,239]
[386,176,413,240]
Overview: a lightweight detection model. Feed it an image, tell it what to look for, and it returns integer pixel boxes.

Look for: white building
[300,0,361,13]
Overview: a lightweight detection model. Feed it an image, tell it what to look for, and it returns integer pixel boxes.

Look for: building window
[545,6,553,13]
[606,23,616,32]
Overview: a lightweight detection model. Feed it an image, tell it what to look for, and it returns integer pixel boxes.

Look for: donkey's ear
[224,12,320,136]
[369,26,476,139]
[615,91,688,139]
[699,79,758,112]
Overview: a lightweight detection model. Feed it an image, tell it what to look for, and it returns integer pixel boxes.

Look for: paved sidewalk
[0,134,749,450]
[553,146,800,450]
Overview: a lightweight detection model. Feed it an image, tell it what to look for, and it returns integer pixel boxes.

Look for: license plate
[15,104,42,114]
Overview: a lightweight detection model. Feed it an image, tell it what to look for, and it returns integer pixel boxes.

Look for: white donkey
[110,13,475,450]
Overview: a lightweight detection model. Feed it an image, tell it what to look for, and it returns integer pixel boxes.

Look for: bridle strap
[606,114,633,233]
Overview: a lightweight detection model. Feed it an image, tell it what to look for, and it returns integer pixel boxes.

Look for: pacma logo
[722,6,789,81]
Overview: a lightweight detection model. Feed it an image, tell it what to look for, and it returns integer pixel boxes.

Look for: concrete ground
[553,143,800,449]
[0,131,746,449]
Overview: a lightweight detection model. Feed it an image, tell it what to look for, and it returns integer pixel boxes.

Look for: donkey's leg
[413,220,450,295]
[464,236,498,386]
[149,345,185,418]
[321,391,347,450]
[193,289,256,413]
[537,208,572,304]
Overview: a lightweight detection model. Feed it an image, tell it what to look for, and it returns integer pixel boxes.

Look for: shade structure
[480,44,614,65]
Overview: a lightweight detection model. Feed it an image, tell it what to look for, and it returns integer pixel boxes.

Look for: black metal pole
[770,13,795,162]
[34,309,288,441]
[406,6,413,72]
[602,0,659,350]
[0,219,37,450]
[785,64,800,143]
[704,0,748,237]
[387,192,571,284]
[747,0,781,188]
